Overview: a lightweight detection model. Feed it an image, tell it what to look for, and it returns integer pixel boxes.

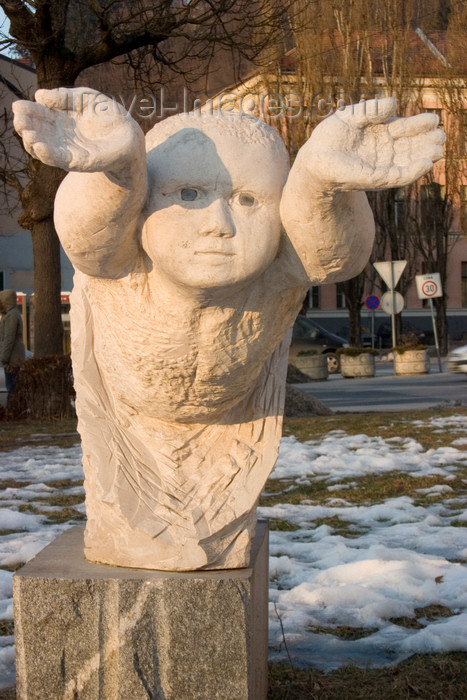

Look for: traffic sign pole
[373,260,407,360]
[391,263,397,353]
[429,298,443,372]
[415,273,443,373]
[365,296,380,351]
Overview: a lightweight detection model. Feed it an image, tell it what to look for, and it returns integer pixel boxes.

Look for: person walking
[0,290,25,409]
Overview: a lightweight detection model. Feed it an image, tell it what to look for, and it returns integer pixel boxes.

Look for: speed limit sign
[415,272,443,372]
[415,273,443,299]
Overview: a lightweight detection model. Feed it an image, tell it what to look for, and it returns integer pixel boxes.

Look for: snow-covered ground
[1,416,467,687]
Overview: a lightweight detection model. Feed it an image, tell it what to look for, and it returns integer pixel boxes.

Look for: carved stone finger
[338,97,397,127]
[35,88,70,112]
[389,113,439,139]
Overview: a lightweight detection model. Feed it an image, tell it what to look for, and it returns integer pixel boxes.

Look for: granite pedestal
[13,522,269,700]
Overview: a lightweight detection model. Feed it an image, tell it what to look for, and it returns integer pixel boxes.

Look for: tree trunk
[15,54,78,357]
[434,295,449,355]
[18,159,65,357]
[348,307,362,347]
[30,218,64,357]
[343,273,365,346]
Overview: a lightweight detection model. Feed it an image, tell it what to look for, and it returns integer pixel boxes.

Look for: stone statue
[13,90,444,570]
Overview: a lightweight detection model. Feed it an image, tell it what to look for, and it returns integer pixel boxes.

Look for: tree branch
[0,0,36,44]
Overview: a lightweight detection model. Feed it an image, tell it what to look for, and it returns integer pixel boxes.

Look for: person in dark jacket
[0,290,25,408]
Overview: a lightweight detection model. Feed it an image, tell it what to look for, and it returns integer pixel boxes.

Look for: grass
[267,653,467,699]
[260,480,330,507]
[268,518,301,532]
[0,621,13,637]
[262,470,467,514]
[306,625,379,640]
[271,408,467,696]
[18,502,85,523]
[1,408,467,698]
[271,408,467,519]
[282,407,467,451]
[451,519,467,527]
[0,417,78,452]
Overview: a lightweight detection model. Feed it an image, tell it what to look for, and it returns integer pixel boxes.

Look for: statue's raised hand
[13,87,142,174]
[306,97,445,190]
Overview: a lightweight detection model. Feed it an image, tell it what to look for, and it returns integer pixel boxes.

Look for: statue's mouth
[194,250,235,256]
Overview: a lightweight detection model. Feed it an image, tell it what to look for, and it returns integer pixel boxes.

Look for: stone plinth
[13,523,269,700]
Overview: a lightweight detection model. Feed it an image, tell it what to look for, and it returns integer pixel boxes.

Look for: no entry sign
[415,273,443,299]
[365,295,380,309]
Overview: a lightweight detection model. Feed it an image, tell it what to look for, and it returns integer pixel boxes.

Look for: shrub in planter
[394,346,430,375]
[337,347,378,378]
[9,355,76,420]
[337,347,379,357]
[393,333,429,375]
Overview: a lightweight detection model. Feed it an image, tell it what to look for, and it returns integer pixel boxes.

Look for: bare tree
[403,0,467,354]
[260,0,464,348]
[0,57,34,219]
[0,0,292,356]
[260,0,418,344]
[0,104,28,214]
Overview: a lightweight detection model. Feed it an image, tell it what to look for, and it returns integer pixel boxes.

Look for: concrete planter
[340,353,376,378]
[290,354,328,380]
[394,349,430,375]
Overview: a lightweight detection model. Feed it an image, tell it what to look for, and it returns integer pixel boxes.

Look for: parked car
[289,317,348,373]
[338,325,376,348]
[447,344,467,374]
[376,321,427,349]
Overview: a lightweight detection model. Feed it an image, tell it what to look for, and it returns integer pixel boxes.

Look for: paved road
[296,362,467,412]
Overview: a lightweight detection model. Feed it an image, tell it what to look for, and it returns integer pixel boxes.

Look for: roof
[0,53,35,74]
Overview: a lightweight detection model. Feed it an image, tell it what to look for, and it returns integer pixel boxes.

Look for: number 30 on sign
[415,273,443,299]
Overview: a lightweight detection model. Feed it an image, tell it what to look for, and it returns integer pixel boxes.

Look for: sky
[1,414,467,688]
[0,9,13,58]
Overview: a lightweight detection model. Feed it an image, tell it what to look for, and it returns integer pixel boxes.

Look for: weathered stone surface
[14,522,268,700]
[13,90,444,570]
[394,349,430,375]
[340,353,376,378]
[289,354,328,380]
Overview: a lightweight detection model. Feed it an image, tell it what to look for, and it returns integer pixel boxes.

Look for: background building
[0,54,74,295]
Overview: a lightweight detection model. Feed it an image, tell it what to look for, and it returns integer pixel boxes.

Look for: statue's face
[142,128,287,292]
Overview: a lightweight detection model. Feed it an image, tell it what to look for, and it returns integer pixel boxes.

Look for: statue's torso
[73,269,304,423]
[70,267,306,569]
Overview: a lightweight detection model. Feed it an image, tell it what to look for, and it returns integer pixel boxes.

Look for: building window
[425,107,444,129]
[309,286,321,309]
[394,187,406,228]
[421,182,443,231]
[336,283,346,308]
[421,182,442,201]
[462,262,467,307]
[461,186,467,233]
[423,107,444,129]
[461,110,467,157]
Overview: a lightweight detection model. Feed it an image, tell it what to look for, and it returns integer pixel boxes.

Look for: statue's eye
[238,193,256,207]
[181,188,198,201]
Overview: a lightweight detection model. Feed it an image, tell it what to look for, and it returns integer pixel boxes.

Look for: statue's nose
[199,198,235,237]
